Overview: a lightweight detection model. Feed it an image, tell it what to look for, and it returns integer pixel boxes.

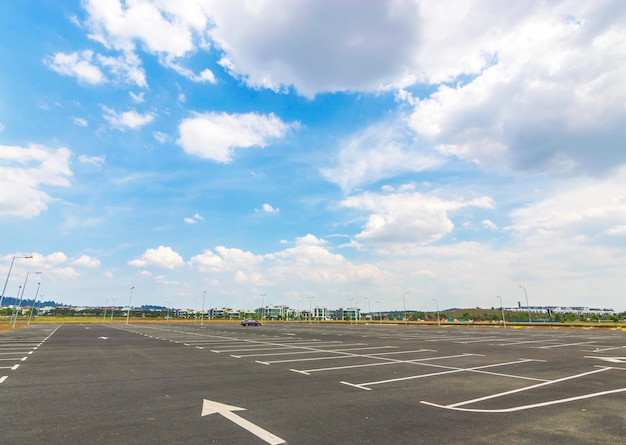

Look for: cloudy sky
[1,0,625,312]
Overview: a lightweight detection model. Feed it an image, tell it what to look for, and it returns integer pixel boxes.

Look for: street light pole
[497,295,506,328]
[260,294,266,320]
[166,300,173,320]
[27,282,42,325]
[111,298,117,320]
[201,290,206,325]
[377,301,382,325]
[347,298,354,325]
[363,297,371,321]
[13,271,41,327]
[519,285,531,323]
[433,298,440,327]
[307,296,314,324]
[1,255,33,308]
[403,292,409,325]
[126,286,134,325]
[102,299,108,322]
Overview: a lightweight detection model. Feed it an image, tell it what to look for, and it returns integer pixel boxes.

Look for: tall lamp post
[165,300,173,320]
[363,297,371,321]
[497,295,506,329]
[307,296,314,324]
[27,282,42,325]
[126,286,134,325]
[12,271,41,327]
[433,298,441,327]
[103,299,108,322]
[111,298,117,320]
[201,290,206,325]
[403,291,409,325]
[1,255,33,308]
[519,285,531,323]
[347,298,354,325]
[260,293,266,320]
[377,301,382,325]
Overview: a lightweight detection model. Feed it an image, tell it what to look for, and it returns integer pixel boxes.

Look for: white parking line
[535,341,598,349]
[232,345,397,359]
[497,339,559,346]
[456,337,510,344]
[420,367,624,412]
[291,353,478,375]
[341,358,544,390]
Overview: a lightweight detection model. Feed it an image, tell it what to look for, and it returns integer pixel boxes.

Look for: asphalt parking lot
[1,321,625,444]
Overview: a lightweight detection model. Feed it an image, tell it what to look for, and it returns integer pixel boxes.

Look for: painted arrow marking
[98,337,109,340]
[201,399,285,445]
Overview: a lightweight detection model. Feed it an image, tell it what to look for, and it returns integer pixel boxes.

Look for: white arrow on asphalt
[98,337,109,340]
[201,399,285,445]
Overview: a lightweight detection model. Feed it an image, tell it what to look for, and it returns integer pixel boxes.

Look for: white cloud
[70,255,101,268]
[184,213,204,224]
[256,203,279,214]
[341,187,494,246]
[153,131,168,143]
[177,112,295,163]
[507,168,626,246]
[96,51,147,87]
[73,117,88,127]
[78,155,105,169]
[606,225,626,236]
[102,106,155,130]
[46,50,105,84]
[209,1,421,97]
[0,144,72,218]
[168,62,217,84]
[408,2,626,175]
[482,219,498,231]
[190,246,262,273]
[83,0,208,57]
[321,120,444,192]
[129,91,144,103]
[128,246,184,269]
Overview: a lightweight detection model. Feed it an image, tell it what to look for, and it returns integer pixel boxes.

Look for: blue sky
[1,1,625,312]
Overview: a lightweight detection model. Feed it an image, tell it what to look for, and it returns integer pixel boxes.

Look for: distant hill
[0,297,62,308]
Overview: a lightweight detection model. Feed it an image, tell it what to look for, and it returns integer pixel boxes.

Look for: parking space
[113,322,626,416]
[1,322,624,444]
[0,323,60,384]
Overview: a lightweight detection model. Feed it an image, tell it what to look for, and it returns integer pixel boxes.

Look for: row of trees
[2,307,624,322]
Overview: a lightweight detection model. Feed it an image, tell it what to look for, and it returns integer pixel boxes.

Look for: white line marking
[498,339,559,346]
[535,341,597,349]
[447,367,612,409]
[229,345,395,359]
[292,353,479,374]
[341,359,542,390]
[0,376,7,384]
[339,381,371,391]
[585,356,626,364]
[421,388,626,413]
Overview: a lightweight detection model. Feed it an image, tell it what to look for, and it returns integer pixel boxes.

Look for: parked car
[241,319,262,326]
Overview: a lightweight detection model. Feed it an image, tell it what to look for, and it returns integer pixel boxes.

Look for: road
[0,322,625,444]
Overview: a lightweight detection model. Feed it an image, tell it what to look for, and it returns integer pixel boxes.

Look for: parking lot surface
[1,322,624,444]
